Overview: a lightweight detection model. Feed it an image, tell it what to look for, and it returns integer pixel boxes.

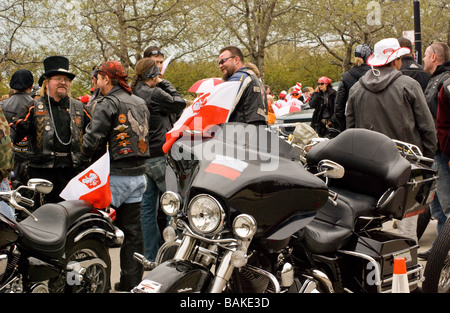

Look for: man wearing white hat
[346,38,437,243]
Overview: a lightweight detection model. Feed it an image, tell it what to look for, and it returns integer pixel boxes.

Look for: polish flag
[162,81,241,153]
[60,151,111,209]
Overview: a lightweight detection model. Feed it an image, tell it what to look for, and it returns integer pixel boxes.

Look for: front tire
[423,218,450,293]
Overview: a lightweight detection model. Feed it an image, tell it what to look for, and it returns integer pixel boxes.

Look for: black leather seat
[306,129,411,198]
[17,201,94,259]
[303,188,377,254]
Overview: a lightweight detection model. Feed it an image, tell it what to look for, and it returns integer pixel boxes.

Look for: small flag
[60,151,111,209]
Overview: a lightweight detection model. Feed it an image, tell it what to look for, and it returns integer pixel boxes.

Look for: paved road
[109,219,439,292]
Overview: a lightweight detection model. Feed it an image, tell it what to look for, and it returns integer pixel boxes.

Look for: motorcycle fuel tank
[168,123,329,232]
[0,214,19,248]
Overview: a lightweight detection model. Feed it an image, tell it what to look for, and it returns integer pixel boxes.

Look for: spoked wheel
[49,240,111,293]
[423,218,450,293]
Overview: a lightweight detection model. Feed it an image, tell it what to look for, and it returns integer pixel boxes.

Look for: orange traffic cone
[392,257,409,293]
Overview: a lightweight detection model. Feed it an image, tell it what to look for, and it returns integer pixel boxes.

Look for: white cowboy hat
[366,38,411,67]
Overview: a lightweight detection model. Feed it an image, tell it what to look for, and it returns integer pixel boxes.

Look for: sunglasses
[218,56,236,66]
[147,50,164,57]
[318,82,326,86]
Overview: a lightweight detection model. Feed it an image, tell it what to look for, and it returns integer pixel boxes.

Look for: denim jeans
[109,174,147,208]
[0,179,14,220]
[429,153,450,234]
[141,156,167,261]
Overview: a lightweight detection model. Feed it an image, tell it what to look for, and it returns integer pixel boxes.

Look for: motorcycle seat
[306,129,411,198]
[303,188,377,254]
[17,200,94,259]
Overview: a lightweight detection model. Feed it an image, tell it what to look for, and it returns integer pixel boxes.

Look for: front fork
[172,235,236,293]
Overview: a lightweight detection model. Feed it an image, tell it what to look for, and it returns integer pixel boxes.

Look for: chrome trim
[338,250,382,292]
[311,269,335,293]
[177,219,238,248]
[74,227,117,243]
[244,264,281,293]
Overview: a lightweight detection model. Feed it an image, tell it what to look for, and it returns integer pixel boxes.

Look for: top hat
[38,56,76,86]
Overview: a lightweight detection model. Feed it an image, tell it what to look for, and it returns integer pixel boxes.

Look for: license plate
[133,279,162,293]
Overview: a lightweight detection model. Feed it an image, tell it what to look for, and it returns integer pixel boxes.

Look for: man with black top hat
[0,69,34,185]
[10,56,91,204]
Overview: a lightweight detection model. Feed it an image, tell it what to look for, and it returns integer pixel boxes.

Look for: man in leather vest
[10,56,91,205]
[81,60,150,292]
[218,46,267,125]
[1,69,34,185]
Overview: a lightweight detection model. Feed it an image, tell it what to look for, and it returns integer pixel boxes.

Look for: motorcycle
[132,123,436,293]
[0,178,124,293]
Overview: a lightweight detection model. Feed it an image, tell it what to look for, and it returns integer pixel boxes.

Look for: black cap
[10,69,34,91]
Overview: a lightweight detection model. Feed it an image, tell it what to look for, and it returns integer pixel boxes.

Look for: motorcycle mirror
[27,178,53,194]
[316,160,345,179]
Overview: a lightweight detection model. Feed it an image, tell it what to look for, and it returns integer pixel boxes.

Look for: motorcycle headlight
[188,194,225,235]
[233,214,257,239]
[160,191,181,216]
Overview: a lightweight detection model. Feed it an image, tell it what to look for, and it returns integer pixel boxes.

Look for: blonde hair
[354,56,364,66]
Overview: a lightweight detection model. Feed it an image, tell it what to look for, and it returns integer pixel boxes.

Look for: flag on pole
[161,54,174,76]
[60,151,111,209]
[162,81,241,153]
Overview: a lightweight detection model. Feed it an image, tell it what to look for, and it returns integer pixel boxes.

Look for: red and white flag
[162,81,241,153]
[60,151,111,209]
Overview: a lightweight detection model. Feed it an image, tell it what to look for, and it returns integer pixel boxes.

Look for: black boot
[114,202,144,291]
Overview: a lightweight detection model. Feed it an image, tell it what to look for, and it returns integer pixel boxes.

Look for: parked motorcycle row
[1,122,447,294]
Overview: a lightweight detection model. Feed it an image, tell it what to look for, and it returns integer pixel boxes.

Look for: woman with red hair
[309,76,337,137]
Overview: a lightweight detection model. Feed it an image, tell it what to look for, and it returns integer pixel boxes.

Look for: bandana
[98,61,132,94]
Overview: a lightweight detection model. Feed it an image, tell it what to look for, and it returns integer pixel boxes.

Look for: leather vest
[105,90,150,161]
[28,97,87,168]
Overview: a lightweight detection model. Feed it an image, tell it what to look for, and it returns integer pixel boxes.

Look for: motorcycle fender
[66,214,119,247]
[137,259,212,293]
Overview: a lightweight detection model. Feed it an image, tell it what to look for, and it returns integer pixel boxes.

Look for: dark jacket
[11,95,90,169]
[335,64,371,131]
[347,67,437,158]
[133,79,185,158]
[424,61,450,120]
[437,78,450,157]
[310,87,337,137]
[400,56,430,91]
[82,86,150,176]
[227,67,267,125]
[0,91,33,161]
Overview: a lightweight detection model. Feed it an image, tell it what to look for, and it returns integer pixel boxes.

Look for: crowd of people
[0,37,448,291]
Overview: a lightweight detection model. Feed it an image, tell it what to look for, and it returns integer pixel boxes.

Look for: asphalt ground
[109,218,439,293]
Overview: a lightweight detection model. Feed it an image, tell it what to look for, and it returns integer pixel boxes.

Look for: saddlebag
[338,230,423,293]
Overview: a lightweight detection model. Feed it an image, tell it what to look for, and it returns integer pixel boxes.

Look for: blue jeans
[0,179,14,220]
[430,153,450,234]
[110,174,147,208]
[141,156,167,261]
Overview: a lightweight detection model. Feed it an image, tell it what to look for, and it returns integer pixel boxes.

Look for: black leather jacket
[11,95,90,169]
[133,79,185,158]
[0,91,33,161]
[82,86,150,176]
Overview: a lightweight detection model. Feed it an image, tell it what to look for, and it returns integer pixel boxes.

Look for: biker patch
[205,155,248,181]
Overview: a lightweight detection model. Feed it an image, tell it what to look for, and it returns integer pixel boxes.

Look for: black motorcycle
[132,124,436,293]
[0,179,123,293]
